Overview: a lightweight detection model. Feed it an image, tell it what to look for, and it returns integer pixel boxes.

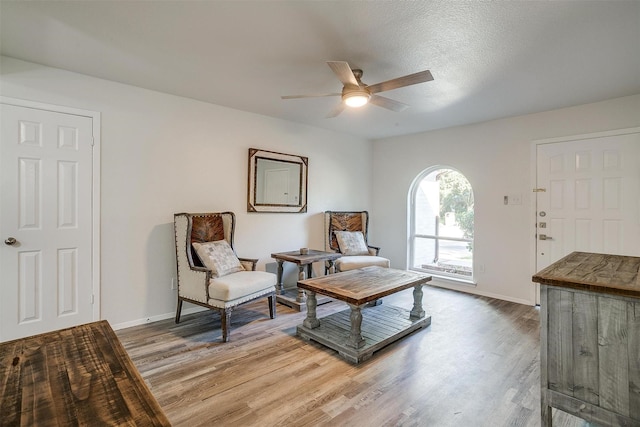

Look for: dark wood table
[297,266,432,363]
[532,251,640,427]
[0,320,170,426]
[271,249,342,311]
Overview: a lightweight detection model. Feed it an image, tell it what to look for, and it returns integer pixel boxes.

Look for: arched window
[409,167,474,281]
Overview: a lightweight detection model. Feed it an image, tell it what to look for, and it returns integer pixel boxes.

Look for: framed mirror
[248,148,308,213]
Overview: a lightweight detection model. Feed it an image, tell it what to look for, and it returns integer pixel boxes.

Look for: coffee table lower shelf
[276,291,333,312]
[296,304,431,363]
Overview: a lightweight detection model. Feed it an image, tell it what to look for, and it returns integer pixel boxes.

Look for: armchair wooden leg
[221,308,232,342]
[175,298,183,324]
[268,294,276,319]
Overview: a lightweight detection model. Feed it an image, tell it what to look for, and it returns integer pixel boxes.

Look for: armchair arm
[238,257,258,271]
[177,264,212,304]
[367,245,381,256]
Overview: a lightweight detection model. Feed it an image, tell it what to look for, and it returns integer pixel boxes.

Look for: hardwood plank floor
[116,285,591,426]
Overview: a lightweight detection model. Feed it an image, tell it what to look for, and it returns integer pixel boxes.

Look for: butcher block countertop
[0,320,170,426]
[532,251,640,299]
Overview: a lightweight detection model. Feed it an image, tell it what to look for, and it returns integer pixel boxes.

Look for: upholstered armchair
[324,210,390,273]
[174,212,276,342]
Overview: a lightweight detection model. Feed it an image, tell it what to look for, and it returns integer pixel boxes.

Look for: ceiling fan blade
[367,70,433,94]
[326,102,345,118]
[327,61,359,86]
[369,95,409,112]
[281,93,340,99]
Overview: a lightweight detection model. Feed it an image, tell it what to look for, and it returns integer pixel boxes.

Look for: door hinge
[533,188,546,192]
[91,294,95,304]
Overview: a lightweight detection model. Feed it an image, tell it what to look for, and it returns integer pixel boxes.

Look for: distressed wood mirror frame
[248,148,308,213]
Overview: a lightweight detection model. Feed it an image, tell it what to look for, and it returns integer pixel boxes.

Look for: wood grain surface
[541,286,640,426]
[0,320,170,427]
[537,252,640,426]
[116,286,592,426]
[297,266,432,305]
[532,251,640,298]
[297,304,431,363]
[271,249,342,265]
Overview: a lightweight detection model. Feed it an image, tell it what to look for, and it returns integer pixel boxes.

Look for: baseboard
[111,283,534,330]
[111,305,208,331]
[428,280,535,306]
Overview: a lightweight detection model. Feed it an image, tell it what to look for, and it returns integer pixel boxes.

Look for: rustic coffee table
[297,266,432,363]
[271,249,342,311]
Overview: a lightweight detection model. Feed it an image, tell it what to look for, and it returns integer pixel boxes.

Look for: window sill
[410,268,476,286]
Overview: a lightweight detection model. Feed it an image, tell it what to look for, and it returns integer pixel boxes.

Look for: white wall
[3,56,639,319]
[373,94,640,305]
[0,56,373,327]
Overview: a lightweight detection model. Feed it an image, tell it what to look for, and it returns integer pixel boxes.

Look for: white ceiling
[1,1,639,140]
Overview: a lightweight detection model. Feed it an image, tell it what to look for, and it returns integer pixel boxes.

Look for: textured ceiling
[1,1,639,140]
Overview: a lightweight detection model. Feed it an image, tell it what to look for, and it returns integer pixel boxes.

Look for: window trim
[408,166,474,282]
[410,266,477,285]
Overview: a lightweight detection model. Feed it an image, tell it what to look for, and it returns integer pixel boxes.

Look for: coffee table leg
[410,284,425,319]
[303,291,320,328]
[347,304,366,348]
[297,265,307,303]
[276,260,284,295]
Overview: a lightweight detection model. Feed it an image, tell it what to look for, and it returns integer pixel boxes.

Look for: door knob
[539,234,553,241]
[4,237,17,245]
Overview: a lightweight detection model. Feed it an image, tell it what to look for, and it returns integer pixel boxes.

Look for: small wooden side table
[271,249,341,311]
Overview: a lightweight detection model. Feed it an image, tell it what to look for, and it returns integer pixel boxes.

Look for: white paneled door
[535,129,640,277]
[1,102,96,341]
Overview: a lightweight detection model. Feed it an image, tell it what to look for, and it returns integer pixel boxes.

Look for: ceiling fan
[281,61,433,118]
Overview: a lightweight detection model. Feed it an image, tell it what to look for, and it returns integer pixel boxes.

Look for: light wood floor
[117,285,591,426]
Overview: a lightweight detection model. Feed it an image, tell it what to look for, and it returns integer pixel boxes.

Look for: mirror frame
[247,148,308,213]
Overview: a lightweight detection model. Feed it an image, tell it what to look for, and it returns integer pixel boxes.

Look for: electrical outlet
[171,278,177,290]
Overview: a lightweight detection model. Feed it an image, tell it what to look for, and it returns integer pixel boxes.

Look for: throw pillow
[334,231,370,256]
[192,240,245,278]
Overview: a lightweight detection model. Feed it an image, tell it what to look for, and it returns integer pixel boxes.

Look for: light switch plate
[508,194,522,205]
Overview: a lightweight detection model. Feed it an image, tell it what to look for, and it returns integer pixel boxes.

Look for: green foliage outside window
[438,170,474,248]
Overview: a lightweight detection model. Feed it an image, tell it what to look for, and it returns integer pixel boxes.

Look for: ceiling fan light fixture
[342,87,371,108]
[344,94,369,107]
[281,61,434,117]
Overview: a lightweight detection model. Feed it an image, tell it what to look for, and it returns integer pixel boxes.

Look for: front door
[1,101,97,341]
[535,129,640,290]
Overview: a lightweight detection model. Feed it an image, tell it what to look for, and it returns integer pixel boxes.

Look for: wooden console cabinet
[532,252,640,426]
